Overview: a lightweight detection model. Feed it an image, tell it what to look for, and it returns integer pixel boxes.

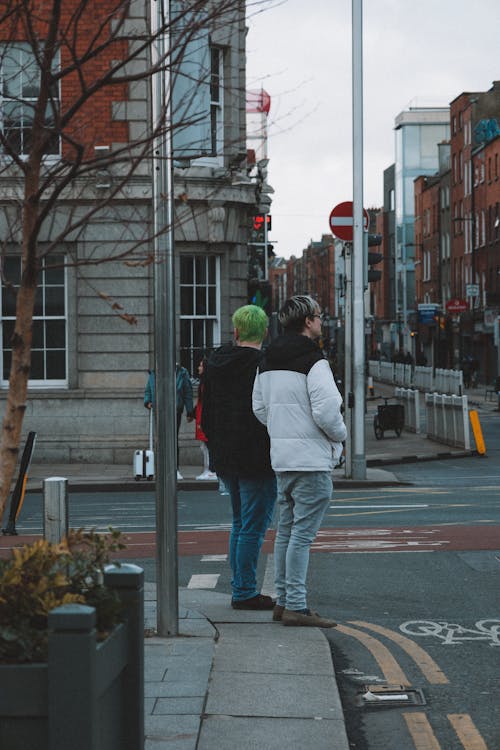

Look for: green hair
[232,305,268,343]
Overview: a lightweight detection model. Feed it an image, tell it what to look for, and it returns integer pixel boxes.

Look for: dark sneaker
[231,594,275,610]
[272,604,285,622]
[281,608,337,628]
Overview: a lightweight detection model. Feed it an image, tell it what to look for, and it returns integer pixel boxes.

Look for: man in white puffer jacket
[253,294,347,628]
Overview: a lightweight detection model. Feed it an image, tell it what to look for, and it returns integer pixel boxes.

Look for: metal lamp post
[151,0,179,637]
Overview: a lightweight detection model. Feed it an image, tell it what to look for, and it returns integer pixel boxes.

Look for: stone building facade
[0,1,259,465]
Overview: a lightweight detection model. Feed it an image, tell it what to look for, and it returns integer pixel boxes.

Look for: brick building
[447,83,500,378]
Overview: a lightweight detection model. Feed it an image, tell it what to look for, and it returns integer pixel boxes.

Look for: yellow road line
[403,713,441,749]
[448,714,489,750]
[350,621,449,684]
[336,623,410,685]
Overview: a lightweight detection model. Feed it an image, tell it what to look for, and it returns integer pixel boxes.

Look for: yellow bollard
[469,410,486,455]
[367,376,375,398]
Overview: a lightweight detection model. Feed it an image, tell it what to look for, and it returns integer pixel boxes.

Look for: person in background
[195,357,216,480]
[202,305,277,610]
[144,364,194,480]
[253,294,346,628]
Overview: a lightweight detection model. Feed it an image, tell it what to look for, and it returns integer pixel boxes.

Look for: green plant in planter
[0,528,126,664]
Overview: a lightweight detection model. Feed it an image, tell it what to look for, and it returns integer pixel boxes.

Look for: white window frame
[1,254,68,388]
[179,254,221,374]
[193,45,224,167]
[0,42,60,161]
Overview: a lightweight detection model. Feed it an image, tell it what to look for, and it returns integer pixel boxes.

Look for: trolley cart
[373,398,404,440]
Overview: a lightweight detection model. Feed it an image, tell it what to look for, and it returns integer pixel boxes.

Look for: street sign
[418,303,439,324]
[466,283,479,297]
[445,298,468,313]
[329,201,369,242]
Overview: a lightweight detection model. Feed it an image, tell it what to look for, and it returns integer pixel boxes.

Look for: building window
[210,46,223,157]
[179,255,220,374]
[0,43,60,158]
[1,254,67,386]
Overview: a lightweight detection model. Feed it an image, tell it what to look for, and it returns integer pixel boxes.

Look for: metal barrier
[425,393,470,449]
[395,387,421,433]
[369,361,464,396]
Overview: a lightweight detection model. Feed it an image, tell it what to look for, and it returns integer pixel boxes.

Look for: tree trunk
[0,282,37,526]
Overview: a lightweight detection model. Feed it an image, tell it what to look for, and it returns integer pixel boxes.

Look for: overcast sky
[246,0,500,258]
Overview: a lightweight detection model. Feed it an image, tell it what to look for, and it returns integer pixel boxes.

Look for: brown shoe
[272,604,285,622]
[231,594,275,610]
[281,608,337,628]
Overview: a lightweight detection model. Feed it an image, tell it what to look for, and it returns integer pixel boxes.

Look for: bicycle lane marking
[400,619,500,647]
[349,621,449,684]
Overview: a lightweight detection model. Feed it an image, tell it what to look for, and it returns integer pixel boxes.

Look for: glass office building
[394,107,449,345]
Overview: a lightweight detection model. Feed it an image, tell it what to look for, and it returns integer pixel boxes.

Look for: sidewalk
[25,382,490,491]
[144,587,349,750]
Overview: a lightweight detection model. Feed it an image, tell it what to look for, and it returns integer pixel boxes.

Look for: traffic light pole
[344,243,353,478]
[351,0,366,480]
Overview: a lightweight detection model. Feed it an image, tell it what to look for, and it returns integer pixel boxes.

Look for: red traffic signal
[253,214,272,231]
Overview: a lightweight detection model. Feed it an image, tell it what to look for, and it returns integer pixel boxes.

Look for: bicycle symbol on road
[400,619,500,646]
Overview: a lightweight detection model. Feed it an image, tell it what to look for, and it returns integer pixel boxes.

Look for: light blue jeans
[274,471,333,611]
[221,475,277,602]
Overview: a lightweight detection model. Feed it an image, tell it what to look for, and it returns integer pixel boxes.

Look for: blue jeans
[274,471,333,611]
[221,475,277,602]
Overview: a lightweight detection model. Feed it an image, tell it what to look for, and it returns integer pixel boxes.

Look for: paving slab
[145,714,200,746]
[205,672,342,718]
[212,634,334,675]
[198,716,349,750]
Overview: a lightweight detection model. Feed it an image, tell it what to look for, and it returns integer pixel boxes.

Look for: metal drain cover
[359,685,426,709]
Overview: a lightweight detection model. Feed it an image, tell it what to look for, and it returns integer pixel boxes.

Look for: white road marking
[330,504,429,509]
[187,574,220,589]
[201,554,227,562]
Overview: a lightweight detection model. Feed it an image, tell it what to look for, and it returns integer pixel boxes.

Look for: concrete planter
[0,565,144,750]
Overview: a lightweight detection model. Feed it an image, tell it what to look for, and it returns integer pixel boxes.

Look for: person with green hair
[202,305,277,610]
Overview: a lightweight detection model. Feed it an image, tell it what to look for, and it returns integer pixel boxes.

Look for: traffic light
[249,214,272,281]
[248,279,272,316]
[253,214,272,233]
[365,233,383,285]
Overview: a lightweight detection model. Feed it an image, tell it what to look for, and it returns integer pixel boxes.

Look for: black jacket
[202,343,273,478]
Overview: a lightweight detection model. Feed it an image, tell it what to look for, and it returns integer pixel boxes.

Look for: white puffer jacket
[252,334,346,472]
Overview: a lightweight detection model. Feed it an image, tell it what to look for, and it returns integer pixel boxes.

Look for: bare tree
[0,0,267,524]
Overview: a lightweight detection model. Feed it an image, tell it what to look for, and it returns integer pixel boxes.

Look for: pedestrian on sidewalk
[144,365,195,480]
[253,294,347,628]
[202,305,277,610]
[194,357,216,480]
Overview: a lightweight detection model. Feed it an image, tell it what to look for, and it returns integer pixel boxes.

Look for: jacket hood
[261,333,322,374]
[207,342,262,381]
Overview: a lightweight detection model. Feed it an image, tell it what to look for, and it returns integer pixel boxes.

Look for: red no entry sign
[329,201,369,241]
[445,298,468,313]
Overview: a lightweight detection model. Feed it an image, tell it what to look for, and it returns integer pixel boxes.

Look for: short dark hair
[278,295,319,333]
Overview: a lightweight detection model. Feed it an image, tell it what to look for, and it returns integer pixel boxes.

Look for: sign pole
[351,0,366,480]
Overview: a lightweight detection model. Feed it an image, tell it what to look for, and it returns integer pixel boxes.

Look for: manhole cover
[358,685,426,709]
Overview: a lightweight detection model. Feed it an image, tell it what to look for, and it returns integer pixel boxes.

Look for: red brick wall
[0,1,130,158]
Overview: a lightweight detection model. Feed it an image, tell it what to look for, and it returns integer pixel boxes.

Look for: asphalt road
[6,424,500,750]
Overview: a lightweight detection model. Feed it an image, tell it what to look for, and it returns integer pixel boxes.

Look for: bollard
[104,564,145,750]
[43,477,68,543]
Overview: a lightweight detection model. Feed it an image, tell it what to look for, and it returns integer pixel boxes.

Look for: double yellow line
[337,621,488,749]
